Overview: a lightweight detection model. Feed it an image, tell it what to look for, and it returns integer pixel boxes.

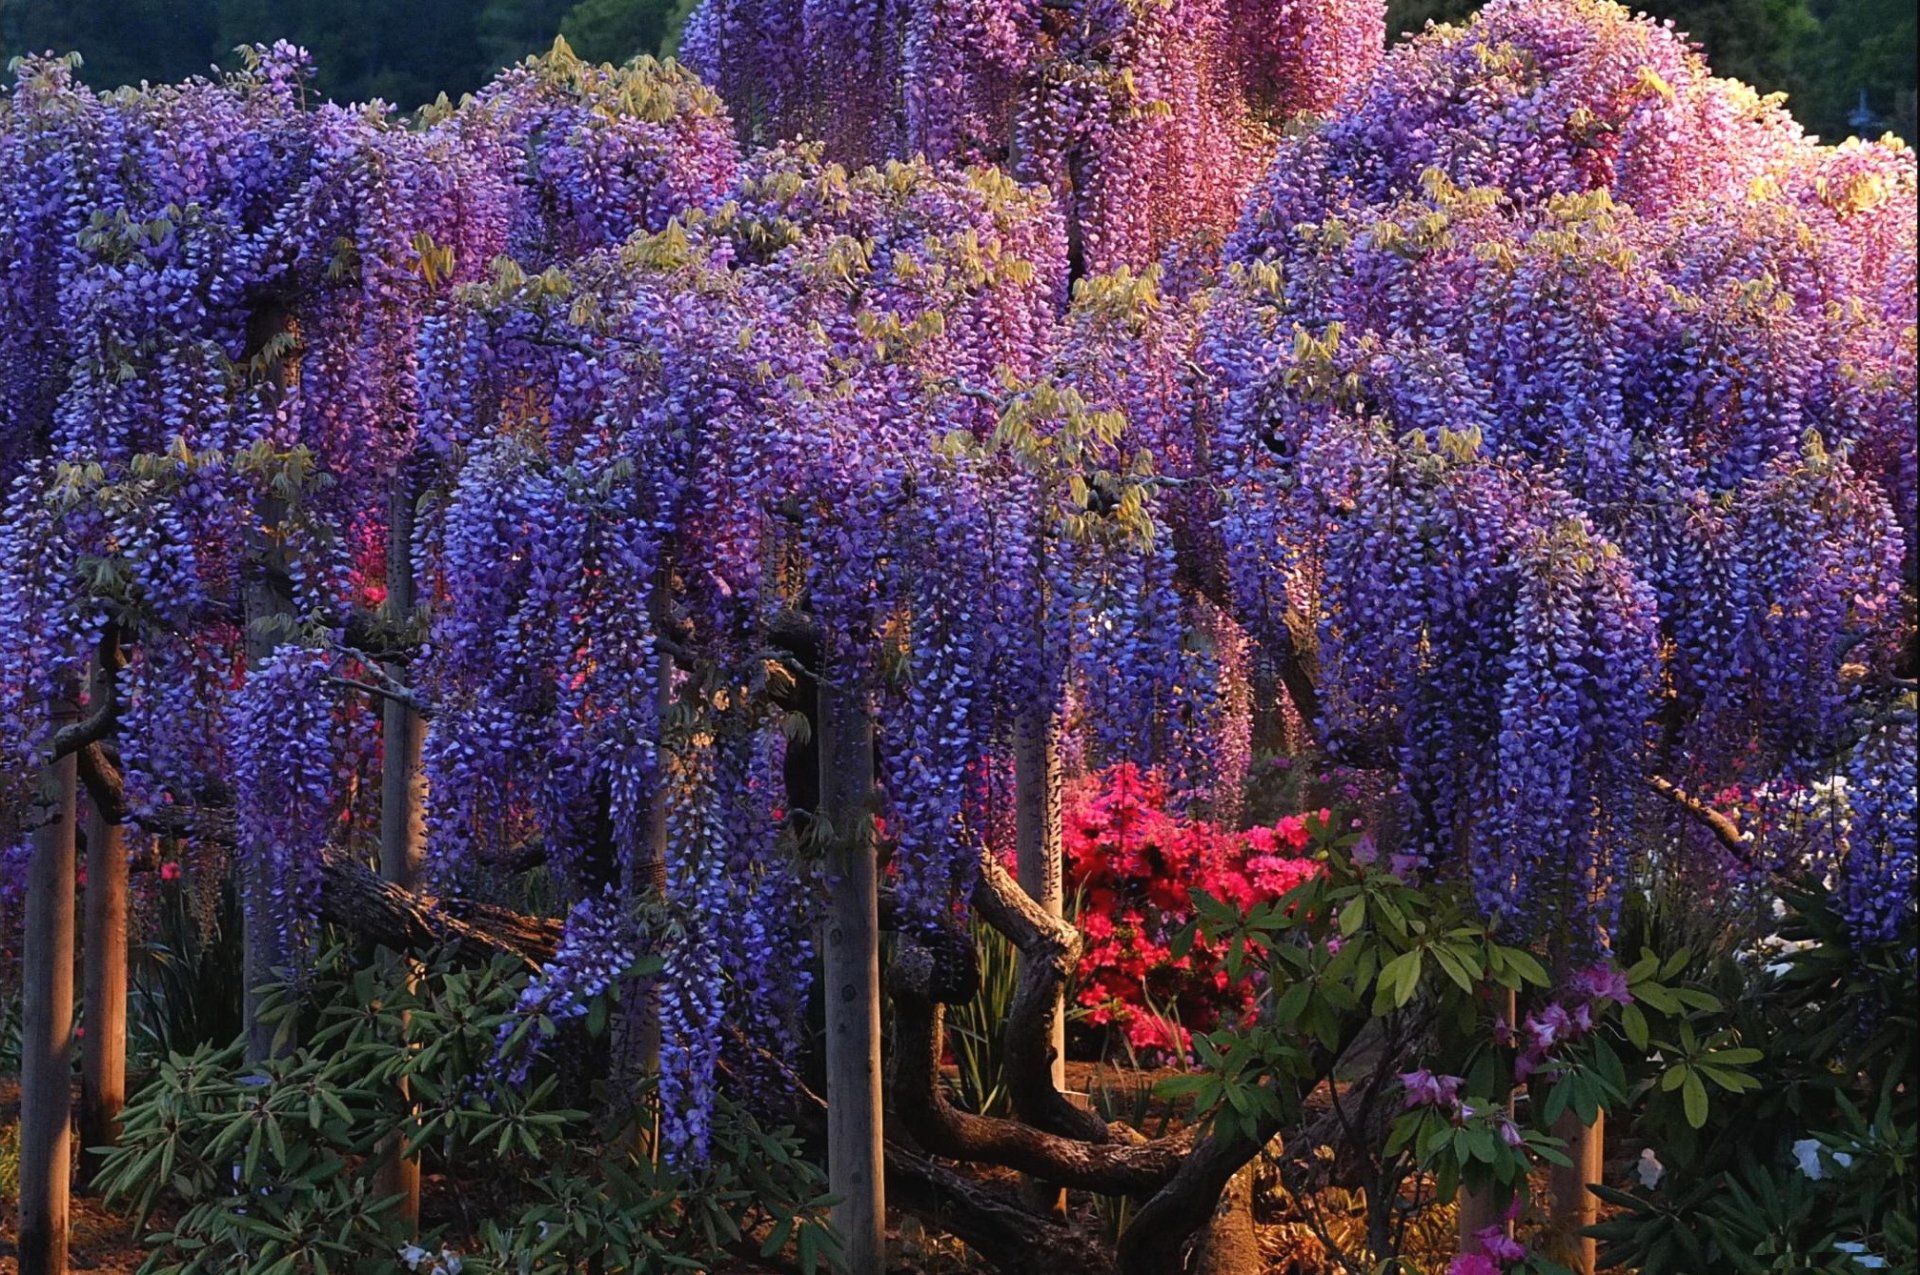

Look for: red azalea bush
[1064,763,1323,1060]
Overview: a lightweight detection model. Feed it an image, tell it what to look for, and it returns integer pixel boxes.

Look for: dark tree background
[0,0,693,107]
[1389,0,1915,143]
[0,0,1912,141]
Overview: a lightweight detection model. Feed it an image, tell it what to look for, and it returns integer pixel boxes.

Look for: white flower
[438,1248,464,1275]
[1635,1147,1665,1190]
[1793,1139,1825,1179]
[1835,1241,1888,1269]
[398,1245,431,1271]
[1792,1138,1850,1179]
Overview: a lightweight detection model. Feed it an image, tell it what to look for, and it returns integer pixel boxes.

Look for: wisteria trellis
[1,0,1914,1178]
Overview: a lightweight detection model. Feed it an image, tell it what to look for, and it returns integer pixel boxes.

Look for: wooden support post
[819,675,886,1274]
[1549,1109,1604,1274]
[20,694,79,1275]
[1458,985,1519,1251]
[77,798,126,1194]
[610,652,675,1155]
[242,303,297,1064]
[1013,708,1068,1215]
[374,477,426,1229]
[1012,709,1065,1088]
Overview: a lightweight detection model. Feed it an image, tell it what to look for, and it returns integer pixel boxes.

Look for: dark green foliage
[131,878,246,1063]
[1166,815,1768,1269]
[95,941,840,1274]
[1587,885,1917,1275]
[559,0,692,64]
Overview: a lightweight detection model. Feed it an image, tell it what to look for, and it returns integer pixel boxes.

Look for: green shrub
[96,942,839,1274]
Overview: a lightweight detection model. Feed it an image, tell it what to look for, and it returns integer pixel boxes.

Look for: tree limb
[1115,1124,1285,1275]
[1644,774,1750,861]
[728,1030,1114,1275]
[49,623,122,761]
[890,935,1195,1195]
[970,848,1112,1144]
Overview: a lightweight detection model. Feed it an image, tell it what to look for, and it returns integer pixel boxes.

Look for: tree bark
[610,651,674,1152]
[77,800,126,1195]
[317,846,561,965]
[887,960,1194,1194]
[971,850,1109,1144]
[1189,1161,1264,1275]
[20,693,79,1275]
[884,1141,1111,1275]
[732,1031,1110,1275]
[819,675,886,1273]
[1013,709,1070,1213]
[1012,709,1066,1090]
[1116,1124,1281,1275]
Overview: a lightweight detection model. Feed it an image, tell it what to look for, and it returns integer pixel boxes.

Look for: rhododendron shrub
[1062,763,1320,1058]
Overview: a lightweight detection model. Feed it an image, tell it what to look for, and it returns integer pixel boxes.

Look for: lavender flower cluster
[1,0,1912,1160]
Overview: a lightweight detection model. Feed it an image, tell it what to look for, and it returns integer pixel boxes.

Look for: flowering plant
[1062,763,1321,1059]
[1158,823,1756,1272]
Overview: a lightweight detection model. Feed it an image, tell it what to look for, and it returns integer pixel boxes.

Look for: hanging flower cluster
[0,0,1912,1168]
[683,0,1386,274]
[1199,0,1917,941]
[225,647,345,960]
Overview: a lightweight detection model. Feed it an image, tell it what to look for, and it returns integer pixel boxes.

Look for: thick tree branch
[1115,1124,1284,1275]
[890,935,1195,1194]
[970,848,1112,1144]
[76,741,129,825]
[317,848,561,967]
[1645,774,1751,860]
[49,624,123,761]
[121,795,562,966]
[727,1032,1112,1274]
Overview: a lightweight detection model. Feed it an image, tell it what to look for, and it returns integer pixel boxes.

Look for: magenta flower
[1570,964,1631,1004]
[1400,1069,1464,1109]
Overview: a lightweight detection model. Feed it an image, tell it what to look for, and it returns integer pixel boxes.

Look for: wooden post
[374,477,426,1228]
[20,693,79,1275]
[611,652,675,1156]
[1546,929,1604,1274]
[819,675,886,1274]
[77,799,126,1194]
[1550,1109,1604,1274]
[242,303,297,1064]
[1012,709,1065,1089]
[1013,708,1069,1216]
[1458,984,1519,1250]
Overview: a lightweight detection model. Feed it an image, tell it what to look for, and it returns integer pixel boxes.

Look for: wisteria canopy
[1,0,1914,1175]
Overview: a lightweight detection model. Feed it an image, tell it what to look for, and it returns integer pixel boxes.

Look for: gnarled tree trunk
[242,302,298,1064]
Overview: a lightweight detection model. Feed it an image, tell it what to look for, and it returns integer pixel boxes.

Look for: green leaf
[1339,894,1367,938]
[1621,1002,1650,1051]
[1681,1071,1709,1128]
[1501,947,1550,987]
